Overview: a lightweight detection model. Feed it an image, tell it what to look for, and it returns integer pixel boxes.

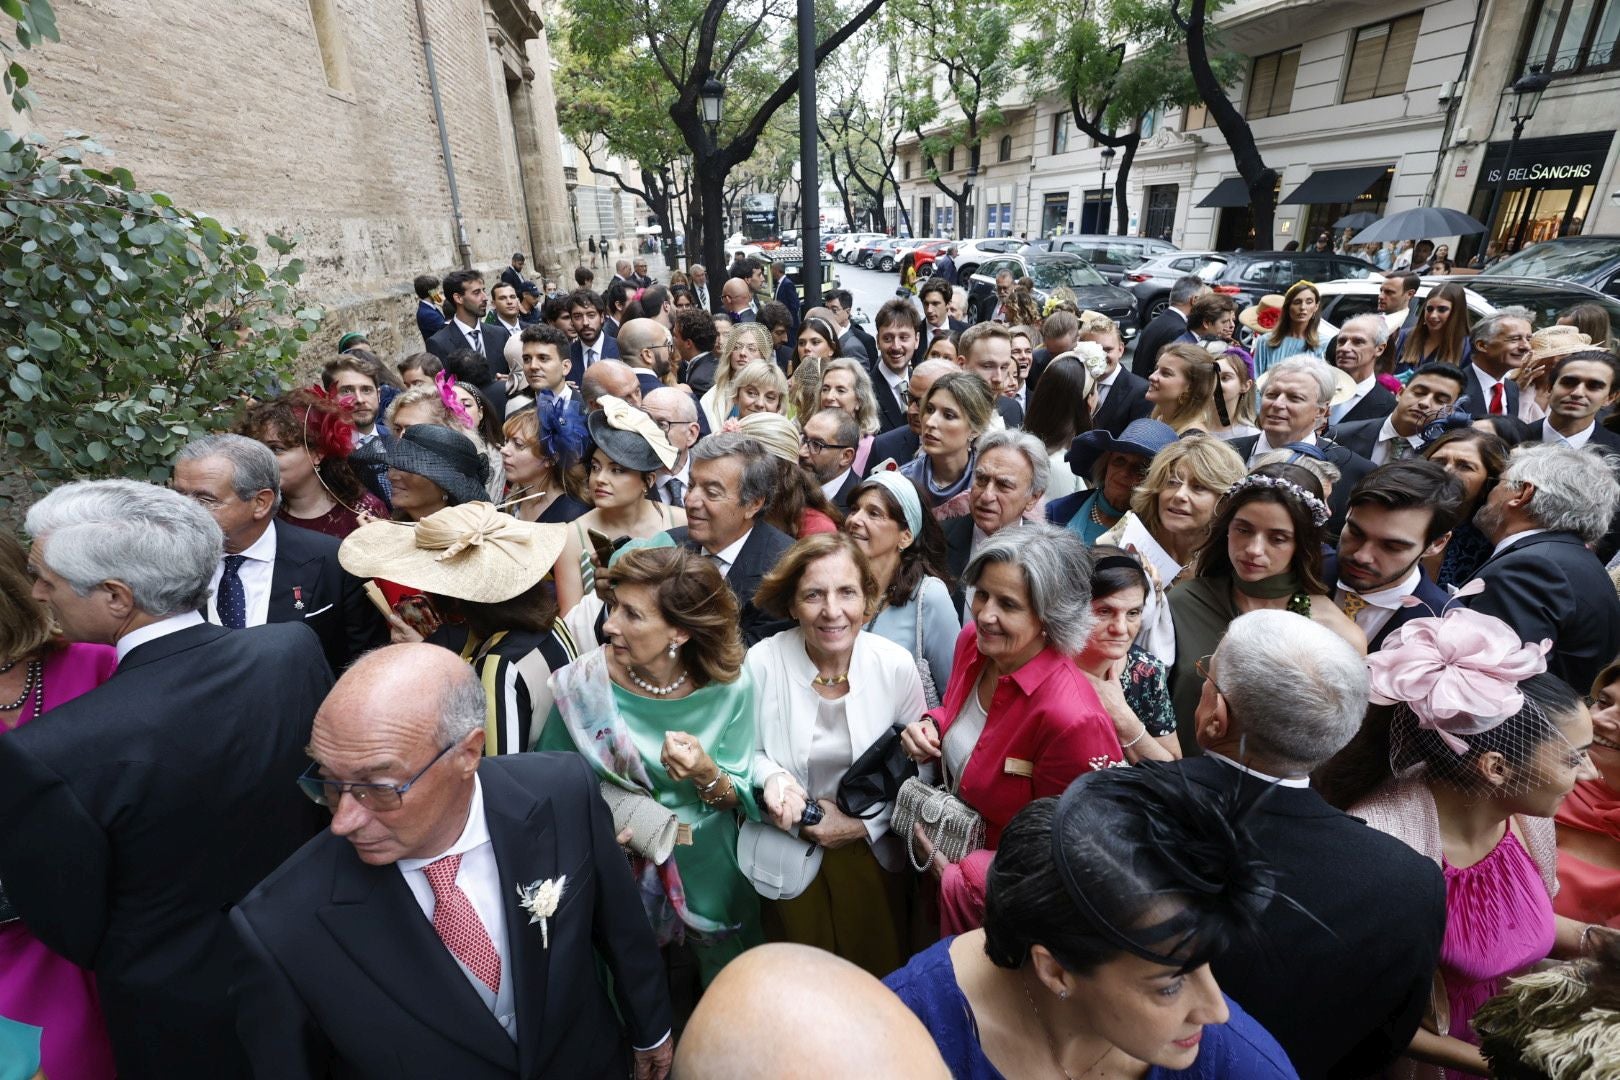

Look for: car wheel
[860,255,874,269]
[1144,295,1168,322]
[958,263,978,280]
[879,256,895,272]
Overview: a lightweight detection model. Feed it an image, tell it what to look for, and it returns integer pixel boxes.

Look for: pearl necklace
[627,665,688,696]
[0,657,43,730]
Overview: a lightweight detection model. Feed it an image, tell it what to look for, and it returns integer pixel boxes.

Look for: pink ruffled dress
[1438,829,1555,1079]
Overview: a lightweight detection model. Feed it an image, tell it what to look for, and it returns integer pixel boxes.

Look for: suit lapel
[318,854,517,1070]
[266,522,320,625]
[481,765,558,1077]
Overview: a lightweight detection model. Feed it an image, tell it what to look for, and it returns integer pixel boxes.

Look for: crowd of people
[3,247,1620,1080]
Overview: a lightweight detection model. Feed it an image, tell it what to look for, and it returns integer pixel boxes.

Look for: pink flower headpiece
[434,371,476,429]
[1366,594,1551,754]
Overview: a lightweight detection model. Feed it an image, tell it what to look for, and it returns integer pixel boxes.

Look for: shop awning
[1280,165,1390,205]
[1197,177,1252,209]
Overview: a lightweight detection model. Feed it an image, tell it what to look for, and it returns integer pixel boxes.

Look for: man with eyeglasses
[644,387,701,506]
[617,318,674,398]
[233,644,674,1079]
[799,408,861,511]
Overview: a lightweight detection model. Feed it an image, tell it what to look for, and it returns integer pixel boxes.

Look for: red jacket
[928,624,1123,847]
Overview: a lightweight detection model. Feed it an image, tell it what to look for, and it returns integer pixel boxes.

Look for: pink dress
[0,642,119,1080]
[1439,829,1555,1080]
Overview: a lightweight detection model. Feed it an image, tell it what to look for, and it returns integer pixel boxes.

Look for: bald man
[673,944,950,1080]
[721,278,757,322]
[581,358,643,410]
[617,317,675,396]
[230,645,673,1080]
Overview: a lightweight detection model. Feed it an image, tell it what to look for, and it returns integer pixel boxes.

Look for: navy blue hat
[1067,418,1179,476]
[519,281,541,297]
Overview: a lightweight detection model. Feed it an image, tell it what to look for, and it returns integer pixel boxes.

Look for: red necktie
[1490,382,1505,415]
[423,854,502,993]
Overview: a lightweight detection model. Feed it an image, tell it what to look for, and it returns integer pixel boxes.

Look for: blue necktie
[218,554,248,629]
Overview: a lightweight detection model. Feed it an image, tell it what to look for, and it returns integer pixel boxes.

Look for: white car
[952,237,1028,279]
[1311,275,1620,337]
[833,232,885,263]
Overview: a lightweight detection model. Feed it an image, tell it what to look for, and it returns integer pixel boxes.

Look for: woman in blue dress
[885,765,1299,1079]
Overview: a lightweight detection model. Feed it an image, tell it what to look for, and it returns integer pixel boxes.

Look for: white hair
[1472,307,1535,347]
[435,661,487,744]
[964,524,1094,654]
[1504,442,1620,544]
[25,479,223,616]
[1213,610,1370,771]
[1340,313,1391,349]
[975,428,1051,500]
[1267,355,1339,405]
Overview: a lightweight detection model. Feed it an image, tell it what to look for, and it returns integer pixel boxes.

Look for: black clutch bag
[836,722,918,820]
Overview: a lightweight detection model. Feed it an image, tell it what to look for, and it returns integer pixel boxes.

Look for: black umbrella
[1334,211,1380,230]
[1351,207,1487,244]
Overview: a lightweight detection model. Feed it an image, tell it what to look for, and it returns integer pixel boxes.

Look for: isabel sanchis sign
[1479,132,1613,190]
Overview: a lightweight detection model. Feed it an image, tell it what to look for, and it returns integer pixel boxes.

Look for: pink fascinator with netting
[1366,592,1551,754]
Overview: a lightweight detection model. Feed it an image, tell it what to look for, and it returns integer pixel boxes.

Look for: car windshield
[1031,259,1107,289]
[1465,280,1620,329]
[1484,239,1618,280]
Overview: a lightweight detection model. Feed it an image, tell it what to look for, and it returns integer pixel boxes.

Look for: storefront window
[1461,131,1611,262]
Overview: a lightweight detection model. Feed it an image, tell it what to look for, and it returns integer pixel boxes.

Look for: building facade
[16,0,581,364]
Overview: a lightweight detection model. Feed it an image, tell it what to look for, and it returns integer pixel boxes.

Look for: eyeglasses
[297,743,455,811]
[801,434,854,454]
[1195,655,1225,698]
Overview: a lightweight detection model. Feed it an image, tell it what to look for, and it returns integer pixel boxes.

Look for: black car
[1022,235,1178,285]
[1478,235,1620,299]
[1125,250,1380,323]
[967,253,1140,336]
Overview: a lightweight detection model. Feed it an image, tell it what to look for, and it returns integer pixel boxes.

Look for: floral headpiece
[1221,473,1330,527]
[1367,602,1551,754]
[1069,340,1110,379]
[1257,307,1282,331]
[434,371,477,429]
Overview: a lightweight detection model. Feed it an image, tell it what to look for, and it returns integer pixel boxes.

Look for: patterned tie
[469,327,483,357]
[665,477,685,505]
[217,554,248,629]
[1388,437,1413,461]
[1337,590,1367,619]
[1490,381,1504,415]
[423,854,502,994]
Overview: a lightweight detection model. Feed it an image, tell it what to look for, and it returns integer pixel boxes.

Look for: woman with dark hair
[237,387,388,538]
[1251,281,1324,374]
[1147,343,1224,435]
[1021,354,1095,501]
[884,767,1295,1079]
[1318,607,1603,1079]
[540,543,764,988]
[1395,283,1472,374]
[1167,464,1365,742]
[1419,428,1510,588]
[1077,547,1179,762]
[844,471,960,700]
[499,398,590,524]
[790,314,842,418]
[0,531,119,1080]
[444,377,507,500]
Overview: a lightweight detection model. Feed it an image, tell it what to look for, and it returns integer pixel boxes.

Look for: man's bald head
[581,358,642,409]
[643,386,697,423]
[912,358,957,383]
[721,278,753,313]
[617,317,671,376]
[672,944,950,1080]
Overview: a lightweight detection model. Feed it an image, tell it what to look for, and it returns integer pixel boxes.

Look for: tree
[0,0,55,113]
[1173,0,1278,246]
[0,134,319,497]
[816,41,907,233]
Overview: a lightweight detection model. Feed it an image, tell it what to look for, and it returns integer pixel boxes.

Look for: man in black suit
[1332,362,1466,465]
[1083,321,1154,437]
[1024,310,1079,394]
[1329,314,1399,426]
[1181,610,1445,1079]
[665,432,794,645]
[867,298,921,434]
[959,322,1024,427]
[912,277,969,365]
[1465,441,1620,690]
[1525,350,1620,451]
[0,480,332,1078]
[499,252,526,293]
[673,306,720,397]
[1325,460,1463,651]
[230,645,673,1079]
[1131,274,1209,378]
[866,359,956,474]
[799,408,862,511]
[414,273,446,344]
[1464,310,1533,417]
[826,289,874,361]
[721,277,758,323]
[1227,356,1375,536]
[173,435,388,674]
[771,260,801,334]
[427,270,511,378]
[565,287,620,385]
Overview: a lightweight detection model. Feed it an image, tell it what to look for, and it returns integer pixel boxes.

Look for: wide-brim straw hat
[339,501,567,604]
[586,395,677,473]
[352,423,489,506]
[736,411,802,463]
[1238,294,1287,334]
[1529,324,1594,364]
[1257,362,1359,407]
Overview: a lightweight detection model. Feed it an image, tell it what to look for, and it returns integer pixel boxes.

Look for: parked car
[1125,250,1381,323]
[1312,274,1620,337]
[909,240,956,275]
[833,232,884,262]
[966,253,1140,336]
[856,237,904,270]
[1026,235,1179,285]
[1477,235,1620,299]
[949,237,1027,280]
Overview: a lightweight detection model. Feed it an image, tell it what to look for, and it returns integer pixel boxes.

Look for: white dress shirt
[820,468,853,506]
[1206,749,1310,788]
[205,523,277,627]
[656,457,691,505]
[1492,527,1549,558]
[454,316,487,352]
[115,610,206,666]
[880,365,907,405]
[1369,416,1423,465]
[1330,375,1378,424]
[1545,418,1596,449]
[398,776,518,1041]
[706,528,752,576]
[1335,564,1423,640]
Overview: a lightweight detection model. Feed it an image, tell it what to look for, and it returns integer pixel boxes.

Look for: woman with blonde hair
[736,411,842,537]
[1206,343,1260,438]
[386,379,505,500]
[819,356,882,474]
[790,315,841,418]
[701,321,775,429]
[1145,342,1223,435]
[732,359,790,418]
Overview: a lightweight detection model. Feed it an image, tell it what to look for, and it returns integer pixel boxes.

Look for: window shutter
[1272,49,1300,114]
[1247,54,1278,118]
[1375,15,1422,96]
[1343,25,1385,102]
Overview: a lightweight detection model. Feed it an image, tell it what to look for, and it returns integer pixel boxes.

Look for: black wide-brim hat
[354,424,489,506]
[586,399,675,474]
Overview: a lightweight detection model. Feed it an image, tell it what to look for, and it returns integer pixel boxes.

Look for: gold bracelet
[699,773,733,807]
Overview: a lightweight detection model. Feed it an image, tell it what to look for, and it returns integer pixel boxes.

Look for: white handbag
[735,820,823,901]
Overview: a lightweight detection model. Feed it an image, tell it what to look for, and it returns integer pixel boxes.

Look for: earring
[668,640,680,657]
[1059,989,1068,1001]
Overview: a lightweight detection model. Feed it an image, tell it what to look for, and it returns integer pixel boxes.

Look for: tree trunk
[1113,131,1140,236]
[1181,0,1277,247]
[698,161,728,313]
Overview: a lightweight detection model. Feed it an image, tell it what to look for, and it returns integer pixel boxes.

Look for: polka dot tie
[424,854,501,994]
[217,554,247,629]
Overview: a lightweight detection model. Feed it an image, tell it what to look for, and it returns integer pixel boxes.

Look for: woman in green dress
[540,543,762,990]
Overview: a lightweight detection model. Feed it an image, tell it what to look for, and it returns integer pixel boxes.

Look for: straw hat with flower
[1238,294,1287,334]
[339,501,567,604]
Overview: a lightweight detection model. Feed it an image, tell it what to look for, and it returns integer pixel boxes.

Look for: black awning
[1197,177,1251,208]
[1280,165,1390,205]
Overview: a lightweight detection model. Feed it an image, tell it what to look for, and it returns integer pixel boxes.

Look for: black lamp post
[1098,145,1117,234]
[699,76,724,312]
[1481,65,1551,256]
[700,77,725,151]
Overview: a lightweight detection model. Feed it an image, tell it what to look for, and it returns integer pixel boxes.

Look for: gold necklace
[811,671,849,687]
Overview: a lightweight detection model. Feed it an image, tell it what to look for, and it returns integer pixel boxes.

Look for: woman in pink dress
[1319,605,1604,1079]
[0,531,118,1080]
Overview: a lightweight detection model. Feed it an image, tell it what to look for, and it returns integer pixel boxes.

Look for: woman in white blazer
[746,533,927,977]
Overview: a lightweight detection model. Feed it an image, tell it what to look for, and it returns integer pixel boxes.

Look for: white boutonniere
[515,875,567,949]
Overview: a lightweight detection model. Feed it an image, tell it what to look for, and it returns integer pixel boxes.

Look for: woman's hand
[659,732,714,784]
[1084,661,1173,763]
[901,718,943,763]
[801,800,868,849]
[383,610,425,645]
[761,772,809,832]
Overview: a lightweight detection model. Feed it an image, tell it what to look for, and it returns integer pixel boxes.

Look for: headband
[863,471,924,537]
[1222,473,1331,527]
[1092,553,1145,578]
[802,315,838,344]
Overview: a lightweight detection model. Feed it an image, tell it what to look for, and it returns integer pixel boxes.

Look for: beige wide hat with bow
[1529,324,1594,364]
[339,501,568,604]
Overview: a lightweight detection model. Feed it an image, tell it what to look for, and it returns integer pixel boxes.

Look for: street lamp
[700,77,725,149]
[1481,64,1551,259]
[1098,145,1117,234]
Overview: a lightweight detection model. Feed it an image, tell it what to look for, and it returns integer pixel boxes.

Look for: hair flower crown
[1221,473,1330,527]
